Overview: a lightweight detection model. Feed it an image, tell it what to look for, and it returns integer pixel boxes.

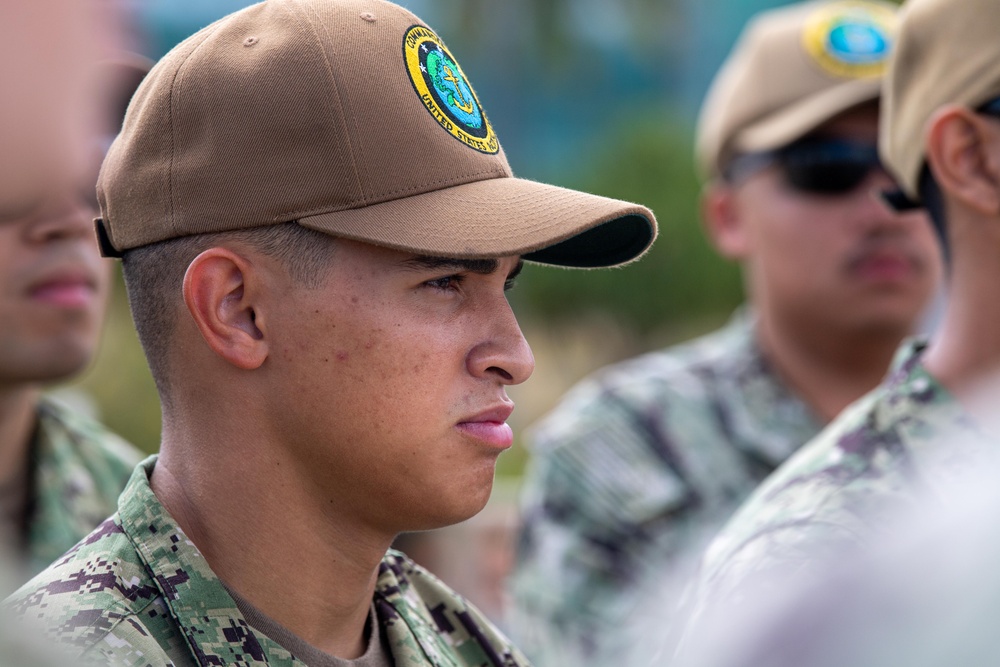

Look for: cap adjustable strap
[94,219,124,258]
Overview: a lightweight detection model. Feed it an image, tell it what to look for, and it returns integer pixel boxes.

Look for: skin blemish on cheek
[336,351,349,362]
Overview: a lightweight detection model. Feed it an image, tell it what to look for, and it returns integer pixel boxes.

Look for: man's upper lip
[27,267,98,294]
[850,246,916,268]
[460,404,514,424]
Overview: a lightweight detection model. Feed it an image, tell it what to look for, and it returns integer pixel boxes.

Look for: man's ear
[926,105,1000,217]
[702,181,751,260]
[182,248,267,370]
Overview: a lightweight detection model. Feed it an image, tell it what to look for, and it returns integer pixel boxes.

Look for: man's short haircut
[121,222,335,401]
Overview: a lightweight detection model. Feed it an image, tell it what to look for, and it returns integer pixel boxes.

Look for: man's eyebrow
[403,256,501,275]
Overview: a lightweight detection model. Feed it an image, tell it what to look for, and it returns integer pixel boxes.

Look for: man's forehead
[810,102,881,140]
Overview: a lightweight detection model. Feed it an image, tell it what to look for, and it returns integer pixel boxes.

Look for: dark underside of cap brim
[522,214,654,267]
[296,176,657,269]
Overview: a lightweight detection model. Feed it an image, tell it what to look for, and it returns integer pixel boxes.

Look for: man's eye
[425,275,463,291]
[504,277,518,292]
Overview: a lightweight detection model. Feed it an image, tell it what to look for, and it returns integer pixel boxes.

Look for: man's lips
[848,249,918,283]
[27,271,98,308]
[456,405,515,449]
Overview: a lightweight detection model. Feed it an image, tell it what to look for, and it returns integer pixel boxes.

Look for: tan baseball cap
[95,0,656,268]
[881,0,1000,200]
[697,0,898,178]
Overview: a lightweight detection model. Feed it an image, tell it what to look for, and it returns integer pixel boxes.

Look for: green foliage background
[511,111,742,334]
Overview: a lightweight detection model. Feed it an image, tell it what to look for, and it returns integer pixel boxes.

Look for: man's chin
[8,350,94,386]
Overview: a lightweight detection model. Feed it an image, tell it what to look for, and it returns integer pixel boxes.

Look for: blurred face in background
[704,104,942,338]
[0,175,110,389]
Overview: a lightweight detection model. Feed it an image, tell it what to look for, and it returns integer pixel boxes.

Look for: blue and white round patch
[802,2,896,79]
[403,25,498,154]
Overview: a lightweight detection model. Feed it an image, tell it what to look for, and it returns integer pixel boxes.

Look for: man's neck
[0,386,42,541]
[150,424,391,661]
[755,310,906,423]
[923,217,1000,419]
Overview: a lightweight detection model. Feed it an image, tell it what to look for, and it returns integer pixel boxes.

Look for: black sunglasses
[724,139,884,196]
[979,96,1000,118]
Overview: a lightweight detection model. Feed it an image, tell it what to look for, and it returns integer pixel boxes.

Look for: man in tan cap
[3,0,655,664]
[675,0,1000,651]
[509,1,941,664]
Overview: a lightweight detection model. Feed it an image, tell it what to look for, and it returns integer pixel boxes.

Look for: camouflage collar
[873,340,999,498]
[725,309,825,466]
[117,457,285,664]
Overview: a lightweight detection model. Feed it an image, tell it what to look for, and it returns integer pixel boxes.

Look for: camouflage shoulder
[527,316,756,459]
[699,385,913,591]
[378,550,531,666]
[519,329,755,541]
[4,516,175,661]
[39,395,145,472]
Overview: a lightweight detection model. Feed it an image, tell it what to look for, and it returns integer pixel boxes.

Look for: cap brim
[735,77,883,154]
[297,176,657,268]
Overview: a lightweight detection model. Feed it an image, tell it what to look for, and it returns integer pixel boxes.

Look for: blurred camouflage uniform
[508,312,823,664]
[682,341,995,637]
[5,457,531,667]
[19,395,141,578]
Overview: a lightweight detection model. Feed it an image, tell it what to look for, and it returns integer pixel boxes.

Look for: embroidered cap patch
[802,2,896,79]
[403,25,499,154]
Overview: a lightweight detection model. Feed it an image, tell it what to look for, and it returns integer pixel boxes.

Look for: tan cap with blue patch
[697,0,898,178]
[95,0,656,268]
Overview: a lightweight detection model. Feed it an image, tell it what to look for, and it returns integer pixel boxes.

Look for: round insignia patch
[403,25,499,154]
[802,2,897,79]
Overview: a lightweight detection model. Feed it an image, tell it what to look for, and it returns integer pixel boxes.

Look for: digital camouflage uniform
[508,312,823,665]
[22,395,142,577]
[682,340,996,639]
[6,457,532,667]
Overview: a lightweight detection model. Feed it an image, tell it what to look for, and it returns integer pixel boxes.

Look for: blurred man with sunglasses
[675,0,1000,650]
[509,2,941,664]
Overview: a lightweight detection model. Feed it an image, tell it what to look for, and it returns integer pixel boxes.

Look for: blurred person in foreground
[0,2,143,664]
[0,52,147,585]
[676,0,1000,658]
[0,1,122,216]
[674,450,1000,667]
[3,0,657,664]
[508,1,942,663]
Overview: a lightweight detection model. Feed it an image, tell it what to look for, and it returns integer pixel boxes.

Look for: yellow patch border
[802,1,897,79]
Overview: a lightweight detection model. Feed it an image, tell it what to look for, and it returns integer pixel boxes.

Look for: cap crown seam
[169,24,227,241]
[294,0,369,206]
